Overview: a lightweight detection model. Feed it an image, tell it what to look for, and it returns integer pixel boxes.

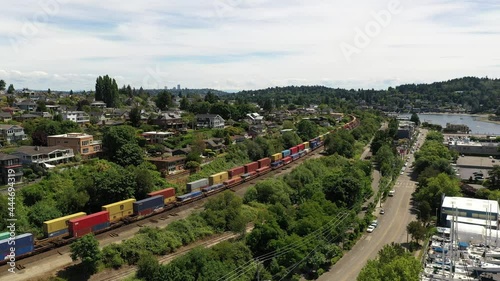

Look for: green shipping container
[0,232,10,240]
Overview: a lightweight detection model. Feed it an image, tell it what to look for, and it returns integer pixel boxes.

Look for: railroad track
[96,226,254,281]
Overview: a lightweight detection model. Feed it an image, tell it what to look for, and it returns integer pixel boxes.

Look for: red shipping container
[148,187,175,199]
[69,211,109,237]
[290,146,299,155]
[224,177,242,186]
[137,209,153,217]
[257,158,271,168]
[228,166,245,178]
[283,156,292,164]
[256,166,271,174]
[298,144,305,151]
[244,162,259,173]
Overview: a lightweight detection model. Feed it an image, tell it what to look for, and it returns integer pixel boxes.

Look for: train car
[256,166,271,176]
[209,172,229,186]
[271,153,282,162]
[43,212,87,238]
[309,140,318,150]
[0,232,10,241]
[303,141,310,149]
[244,162,259,174]
[148,187,176,205]
[223,177,242,188]
[0,233,34,260]
[176,191,203,205]
[102,199,136,223]
[187,178,209,193]
[133,196,164,217]
[69,211,110,238]
[298,143,305,151]
[299,150,306,157]
[201,183,226,195]
[283,156,292,165]
[271,160,284,169]
[282,149,291,158]
[257,158,271,168]
[228,166,245,178]
[291,153,300,161]
[290,146,299,155]
[241,171,258,181]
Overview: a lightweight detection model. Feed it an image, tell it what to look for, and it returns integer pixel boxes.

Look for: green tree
[324,129,355,158]
[102,125,140,165]
[281,131,302,149]
[204,91,219,104]
[155,90,173,111]
[297,119,319,141]
[0,80,5,91]
[95,75,119,108]
[115,143,144,167]
[129,106,142,127]
[406,221,426,244]
[7,84,14,94]
[410,113,420,126]
[70,234,102,273]
[488,165,500,190]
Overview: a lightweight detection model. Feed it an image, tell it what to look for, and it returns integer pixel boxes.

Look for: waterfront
[399,114,500,135]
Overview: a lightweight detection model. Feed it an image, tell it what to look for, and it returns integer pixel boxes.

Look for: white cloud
[0,0,499,91]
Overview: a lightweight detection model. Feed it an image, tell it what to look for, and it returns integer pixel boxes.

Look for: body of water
[398,114,500,135]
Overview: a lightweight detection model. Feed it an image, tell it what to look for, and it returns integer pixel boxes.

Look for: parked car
[367,225,375,233]
[380,209,385,215]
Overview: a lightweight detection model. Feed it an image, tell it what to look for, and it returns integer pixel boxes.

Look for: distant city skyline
[1,0,499,91]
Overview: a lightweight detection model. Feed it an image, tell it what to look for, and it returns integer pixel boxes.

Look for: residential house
[154,112,185,129]
[0,154,23,185]
[0,112,12,122]
[0,125,27,144]
[13,146,75,167]
[245,113,264,124]
[90,101,107,109]
[32,112,53,119]
[61,111,90,124]
[45,105,60,113]
[196,114,225,129]
[204,138,225,153]
[142,131,174,144]
[15,99,37,112]
[47,133,102,158]
[248,124,266,138]
[147,156,186,175]
[15,113,40,122]
[172,147,192,156]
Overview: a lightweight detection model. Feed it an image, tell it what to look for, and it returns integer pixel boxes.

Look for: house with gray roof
[13,146,75,167]
[0,125,27,144]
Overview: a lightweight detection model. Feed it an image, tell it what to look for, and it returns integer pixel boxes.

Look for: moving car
[380,209,385,215]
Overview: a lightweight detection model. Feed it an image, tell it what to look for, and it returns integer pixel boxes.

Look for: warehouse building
[441,196,499,229]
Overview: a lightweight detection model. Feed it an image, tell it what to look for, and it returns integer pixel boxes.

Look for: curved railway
[0,115,360,269]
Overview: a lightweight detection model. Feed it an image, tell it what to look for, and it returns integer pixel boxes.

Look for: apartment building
[47,133,101,158]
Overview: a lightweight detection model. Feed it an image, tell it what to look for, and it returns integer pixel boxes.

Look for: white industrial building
[441,196,499,229]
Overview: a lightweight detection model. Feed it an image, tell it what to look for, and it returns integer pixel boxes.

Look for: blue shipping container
[282,150,291,157]
[0,233,33,255]
[177,191,203,201]
[133,196,164,213]
[1,245,33,260]
[271,161,283,168]
[202,184,224,192]
[291,153,299,160]
[47,229,68,238]
[92,222,110,232]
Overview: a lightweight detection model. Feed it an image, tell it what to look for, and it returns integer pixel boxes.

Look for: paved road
[317,129,428,281]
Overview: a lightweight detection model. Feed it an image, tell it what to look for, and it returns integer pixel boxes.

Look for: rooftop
[0,153,20,161]
[48,133,93,139]
[14,145,73,156]
[442,196,499,214]
[456,156,498,168]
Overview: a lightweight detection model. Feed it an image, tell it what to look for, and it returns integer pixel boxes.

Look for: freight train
[0,115,359,264]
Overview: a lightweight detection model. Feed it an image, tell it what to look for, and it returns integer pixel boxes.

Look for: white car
[367,226,375,233]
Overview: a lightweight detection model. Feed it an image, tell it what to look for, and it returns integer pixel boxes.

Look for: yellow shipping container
[164,196,176,205]
[319,135,325,141]
[271,153,283,162]
[303,142,310,149]
[43,212,86,237]
[102,198,136,222]
[209,172,229,186]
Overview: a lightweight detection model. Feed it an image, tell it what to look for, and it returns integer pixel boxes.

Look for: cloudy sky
[1,0,499,91]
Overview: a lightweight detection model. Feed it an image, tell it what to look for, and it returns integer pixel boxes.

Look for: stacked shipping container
[187,179,209,193]
[43,212,87,238]
[148,187,176,205]
[0,233,34,259]
[69,211,110,238]
[102,199,136,223]
[133,196,164,216]
[209,172,229,185]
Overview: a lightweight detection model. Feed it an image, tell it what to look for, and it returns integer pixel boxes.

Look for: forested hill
[232,77,500,113]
